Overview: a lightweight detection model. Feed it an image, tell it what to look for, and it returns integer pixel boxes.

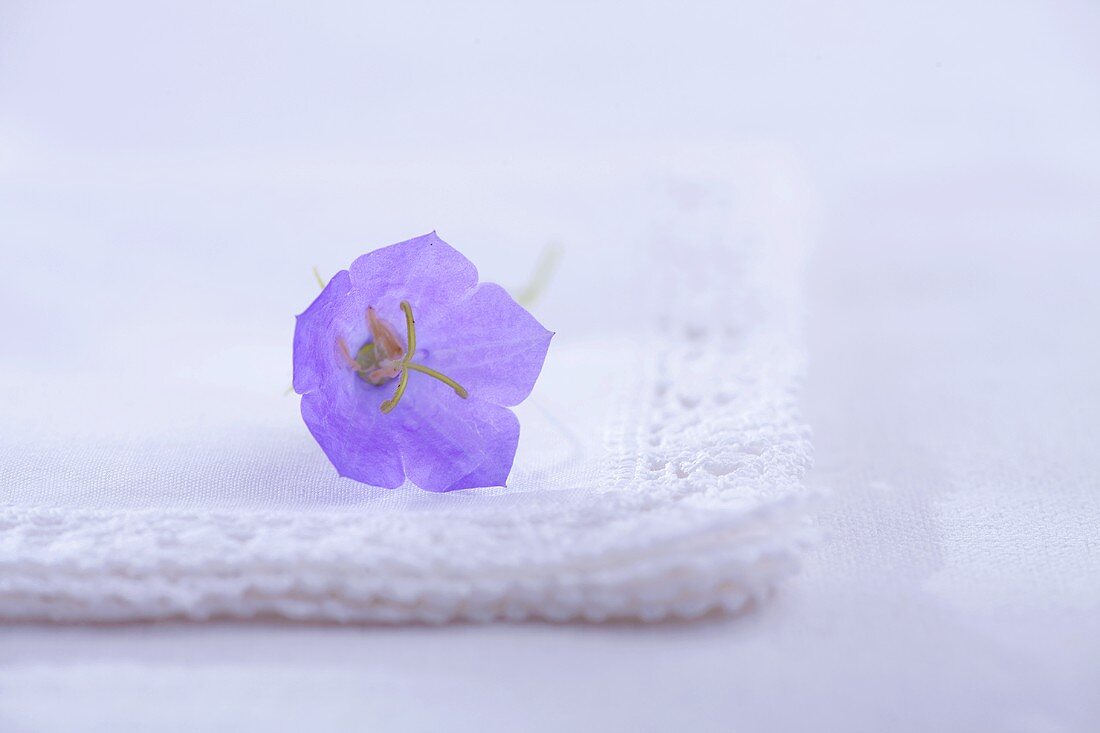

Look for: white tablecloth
[2,1,1098,731]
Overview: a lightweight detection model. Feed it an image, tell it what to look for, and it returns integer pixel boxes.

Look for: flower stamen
[336,336,362,371]
[367,306,405,360]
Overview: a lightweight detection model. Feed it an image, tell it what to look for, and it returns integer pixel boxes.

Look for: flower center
[336,300,468,414]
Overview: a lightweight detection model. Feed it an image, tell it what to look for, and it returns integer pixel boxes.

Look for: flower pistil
[336,300,468,414]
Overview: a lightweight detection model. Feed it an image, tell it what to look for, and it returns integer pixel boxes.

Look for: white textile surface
[0,146,815,623]
[2,1,1098,731]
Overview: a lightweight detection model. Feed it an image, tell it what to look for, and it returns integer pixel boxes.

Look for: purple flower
[293,232,553,492]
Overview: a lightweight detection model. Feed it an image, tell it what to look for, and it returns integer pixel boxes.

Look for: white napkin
[0,144,816,622]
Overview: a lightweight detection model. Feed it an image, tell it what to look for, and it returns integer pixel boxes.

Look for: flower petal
[300,386,405,487]
[446,407,521,491]
[390,384,520,492]
[292,270,363,395]
[348,231,478,314]
[294,270,405,487]
[415,283,553,407]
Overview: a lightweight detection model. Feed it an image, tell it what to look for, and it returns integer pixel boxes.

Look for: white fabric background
[1,145,817,623]
[1,1,1099,731]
